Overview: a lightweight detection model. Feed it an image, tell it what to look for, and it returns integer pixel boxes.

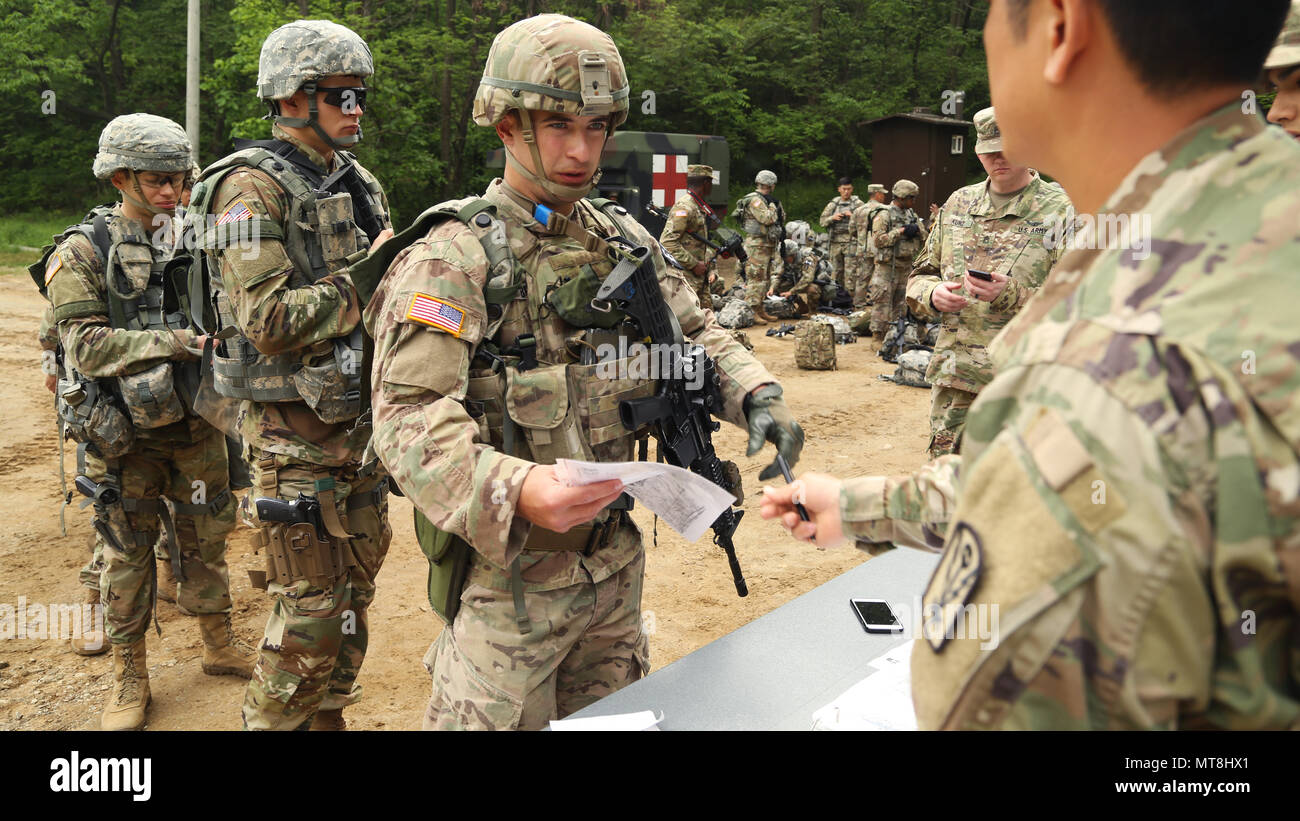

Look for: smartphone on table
[850,598,904,634]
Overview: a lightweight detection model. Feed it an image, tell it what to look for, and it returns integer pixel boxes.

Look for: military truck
[486,130,730,236]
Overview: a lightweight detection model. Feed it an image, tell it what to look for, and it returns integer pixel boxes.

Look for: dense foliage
[1,0,991,224]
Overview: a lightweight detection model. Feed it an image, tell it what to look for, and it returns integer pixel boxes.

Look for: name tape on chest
[44,252,63,286]
[406,292,465,337]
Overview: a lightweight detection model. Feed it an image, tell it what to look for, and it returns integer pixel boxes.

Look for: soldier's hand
[930,281,969,313]
[370,227,395,252]
[44,373,56,394]
[517,466,625,533]
[760,473,845,548]
[745,384,805,481]
[964,270,1010,302]
[902,223,921,239]
[692,261,709,276]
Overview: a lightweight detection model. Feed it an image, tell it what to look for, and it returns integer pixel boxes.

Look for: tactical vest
[876,206,923,263]
[32,208,194,451]
[827,198,858,239]
[363,195,659,628]
[190,143,386,424]
[737,192,781,242]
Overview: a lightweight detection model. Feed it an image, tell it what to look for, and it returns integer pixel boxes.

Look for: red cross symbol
[652,154,689,208]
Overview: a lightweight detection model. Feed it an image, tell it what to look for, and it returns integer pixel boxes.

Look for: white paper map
[811,640,918,731]
[554,459,736,543]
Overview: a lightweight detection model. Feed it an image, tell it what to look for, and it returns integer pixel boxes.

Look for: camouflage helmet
[474,15,629,202]
[473,15,630,128]
[781,239,800,259]
[1264,1,1300,70]
[257,19,373,101]
[93,114,192,180]
[755,170,778,186]
[893,179,920,198]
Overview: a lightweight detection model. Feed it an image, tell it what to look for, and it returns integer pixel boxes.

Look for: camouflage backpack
[795,322,836,370]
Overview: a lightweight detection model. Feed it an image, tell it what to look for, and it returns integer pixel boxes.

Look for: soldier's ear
[495,111,520,147]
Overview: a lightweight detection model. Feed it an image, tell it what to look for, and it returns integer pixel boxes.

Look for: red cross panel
[652,154,689,207]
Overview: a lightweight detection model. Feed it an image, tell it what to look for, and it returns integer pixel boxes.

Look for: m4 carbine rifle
[593,239,750,597]
[645,203,748,267]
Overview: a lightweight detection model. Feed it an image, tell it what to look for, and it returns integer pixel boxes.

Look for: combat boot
[102,639,150,731]
[753,306,776,325]
[310,708,347,731]
[70,587,108,656]
[155,558,177,604]
[198,613,258,678]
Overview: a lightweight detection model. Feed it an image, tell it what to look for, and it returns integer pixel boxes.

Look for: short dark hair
[837,177,852,186]
[1005,0,1290,94]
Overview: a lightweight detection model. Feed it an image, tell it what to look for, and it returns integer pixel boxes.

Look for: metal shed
[865,108,973,212]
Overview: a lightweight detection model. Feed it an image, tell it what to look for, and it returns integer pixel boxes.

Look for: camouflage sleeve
[906,207,947,322]
[210,169,360,356]
[658,202,701,270]
[839,455,961,552]
[38,304,58,352]
[908,361,1225,730]
[872,209,900,250]
[818,199,836,228]
[45,235,193,378]
[365,223,536,569]
[747,196,778,227]
[795,253,818,290]
[852,207,871,253]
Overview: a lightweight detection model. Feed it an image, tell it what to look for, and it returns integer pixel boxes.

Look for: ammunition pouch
[413,511,472,626]
[546,261,626,330]
[117,362,186,429]
[58,376,135,458]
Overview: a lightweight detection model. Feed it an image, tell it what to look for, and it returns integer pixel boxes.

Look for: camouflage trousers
[784,284,821,316]
[928,385,977,458]
[423,548,649,731]
[852,256,875,309]
[743,237,777,309]
[241,453,391,730]
[829,239,853,289]
[870,258,912,336]
[82,425,237,645]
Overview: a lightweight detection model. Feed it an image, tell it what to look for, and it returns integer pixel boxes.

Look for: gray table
[569,547,941,730]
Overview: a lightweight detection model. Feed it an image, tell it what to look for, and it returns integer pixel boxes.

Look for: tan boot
[102,639,150,731]
[199,613,258,678]
[70,587,108,656]
[155,558,177,604]
[310,708,347,731]
[749,308,768,326]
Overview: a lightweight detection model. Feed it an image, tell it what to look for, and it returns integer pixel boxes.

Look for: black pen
[776,453,811,522]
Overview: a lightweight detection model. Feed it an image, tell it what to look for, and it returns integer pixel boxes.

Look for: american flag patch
[406,293,465,336]
[44,252,63,286]
[216,199,253,226]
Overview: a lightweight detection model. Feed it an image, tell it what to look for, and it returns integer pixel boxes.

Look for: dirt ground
[0,270,932,730]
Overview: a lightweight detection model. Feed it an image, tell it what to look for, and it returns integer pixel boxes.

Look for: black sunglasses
[319,86,368,113]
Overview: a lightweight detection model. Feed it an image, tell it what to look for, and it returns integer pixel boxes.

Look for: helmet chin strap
[274,81,362,151]
[120,170,173,218]
[507,108,604,203]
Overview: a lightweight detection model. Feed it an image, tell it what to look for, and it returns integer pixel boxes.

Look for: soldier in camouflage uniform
[193,19,394,731]
[737,170,783,324]
[366,14,804,731]
[773,239,821,318]
[43,114,255,730]
[850,184,888,309]
[868,180,927,341]
[659,163,722,309]
[763,0,1300,730]
[819,177,864,292]
[905,108,1074,457]
[1266,1,1300,140]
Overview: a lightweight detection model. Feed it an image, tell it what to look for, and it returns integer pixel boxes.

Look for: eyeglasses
[319,86,368,113]
[136,173,187,191]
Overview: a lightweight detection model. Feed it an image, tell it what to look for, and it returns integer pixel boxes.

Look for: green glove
[744,384,805,481]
